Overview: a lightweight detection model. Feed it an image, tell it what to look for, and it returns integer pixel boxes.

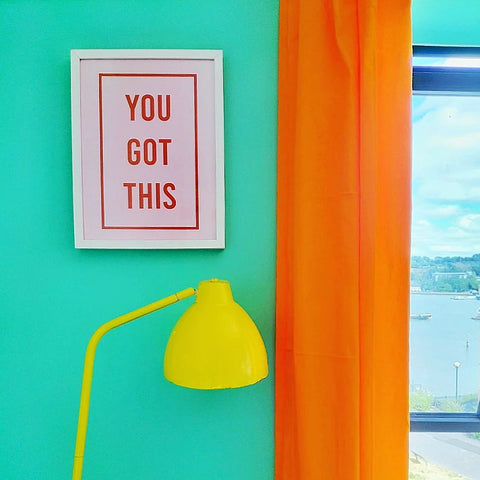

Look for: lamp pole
[72,288,196,480]
[453,361,461,401]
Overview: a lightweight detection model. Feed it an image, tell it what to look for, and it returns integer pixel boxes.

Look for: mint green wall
[413,0,480,45]
[0,1,278,479]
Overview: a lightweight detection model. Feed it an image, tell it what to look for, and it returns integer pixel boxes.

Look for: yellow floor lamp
[71,278,268,480]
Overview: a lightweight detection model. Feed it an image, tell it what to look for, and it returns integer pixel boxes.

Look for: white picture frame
[71,49,225,249]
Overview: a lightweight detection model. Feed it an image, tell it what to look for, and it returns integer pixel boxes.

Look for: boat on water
[410,313,432,320]
[472,307,480,320]
[451,295,476,300]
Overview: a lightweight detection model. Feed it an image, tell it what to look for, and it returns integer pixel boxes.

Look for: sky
[411,57,480,258]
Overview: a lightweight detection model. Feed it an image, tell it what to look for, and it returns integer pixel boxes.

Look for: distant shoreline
[411,291,477,296]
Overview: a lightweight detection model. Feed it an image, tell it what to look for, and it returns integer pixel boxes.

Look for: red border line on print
[98,73,200,230]
[193,74,199,229]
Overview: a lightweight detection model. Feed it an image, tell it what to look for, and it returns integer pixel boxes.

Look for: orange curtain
[275,1,412,479]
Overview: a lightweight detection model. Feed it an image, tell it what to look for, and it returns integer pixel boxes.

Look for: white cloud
[418,181,480,202]
[425,205,462,218]
[411,213,480,257]
[411,221,480,256]
[458,213,480,231]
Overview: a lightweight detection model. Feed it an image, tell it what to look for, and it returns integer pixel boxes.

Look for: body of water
[410,293,480,400]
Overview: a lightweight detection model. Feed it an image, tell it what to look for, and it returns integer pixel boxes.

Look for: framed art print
[71,49,224,248]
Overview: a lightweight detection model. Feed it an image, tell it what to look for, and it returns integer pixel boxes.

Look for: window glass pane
[412,56,444,67]
[410,432,480,479]
[410,93,480,413]
[413,54,480,68]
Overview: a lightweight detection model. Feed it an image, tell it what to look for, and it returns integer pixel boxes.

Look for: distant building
[433,272,472,282]
[410,286,422,293]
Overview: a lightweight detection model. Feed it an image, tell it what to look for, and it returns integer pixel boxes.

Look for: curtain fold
[275,1,412,479]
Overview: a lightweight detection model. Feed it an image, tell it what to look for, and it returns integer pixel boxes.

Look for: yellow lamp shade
[164,279,268,389]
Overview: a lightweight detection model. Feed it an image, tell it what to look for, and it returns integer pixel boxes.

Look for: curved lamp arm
[72,287,195,480]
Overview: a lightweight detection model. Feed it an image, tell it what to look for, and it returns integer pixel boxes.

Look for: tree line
[411,254,480,292]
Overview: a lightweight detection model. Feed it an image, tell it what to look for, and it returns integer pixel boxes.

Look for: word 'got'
[123,182,176,210]
[127,138,172,166]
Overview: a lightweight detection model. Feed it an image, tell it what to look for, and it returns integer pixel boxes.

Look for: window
[410,45,480,479]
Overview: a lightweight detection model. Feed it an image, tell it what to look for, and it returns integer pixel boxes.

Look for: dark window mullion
[413,67,480,93]
[413,45,480,58]
[410,412,480,432]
